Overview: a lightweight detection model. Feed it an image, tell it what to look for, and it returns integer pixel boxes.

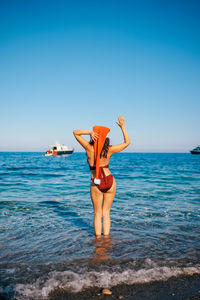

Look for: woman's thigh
[103,178,116,211]
[90,183,103,212]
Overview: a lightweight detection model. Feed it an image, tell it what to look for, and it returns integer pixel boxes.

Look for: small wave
[6,167,42,171]
[0,182,24,186]
[0,172,9,176]
[42,173,65,177]
[3,264,200,300]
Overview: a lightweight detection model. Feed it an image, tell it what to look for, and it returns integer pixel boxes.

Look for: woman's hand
[116,115,125,128]
[90,131,99,142]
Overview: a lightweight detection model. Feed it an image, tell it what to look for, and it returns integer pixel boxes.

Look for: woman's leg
[102,178,116,236]
[90,183,103,236]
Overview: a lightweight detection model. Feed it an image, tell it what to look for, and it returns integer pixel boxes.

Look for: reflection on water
[92,236,114,263]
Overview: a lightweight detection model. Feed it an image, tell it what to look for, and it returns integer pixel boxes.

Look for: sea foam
[2,263,200,300]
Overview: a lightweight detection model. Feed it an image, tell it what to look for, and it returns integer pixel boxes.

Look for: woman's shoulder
[107,145,113,155]
[86,144,94,160]
[86,143,94,152]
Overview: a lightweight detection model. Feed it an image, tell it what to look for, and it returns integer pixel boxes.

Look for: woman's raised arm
[109,115,130,154]
[73,130,98,150]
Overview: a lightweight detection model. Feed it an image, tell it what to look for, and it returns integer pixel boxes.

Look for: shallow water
[0,152,200,299]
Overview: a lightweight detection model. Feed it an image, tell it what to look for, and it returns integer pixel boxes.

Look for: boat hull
[190,151,200,155]
[56,150,74,155]
[44,150,74,156]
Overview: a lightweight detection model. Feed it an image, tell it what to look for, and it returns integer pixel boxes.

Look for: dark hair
[89,137,110,158]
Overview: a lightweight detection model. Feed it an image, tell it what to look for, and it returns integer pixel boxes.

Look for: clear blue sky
[0,0,199,152]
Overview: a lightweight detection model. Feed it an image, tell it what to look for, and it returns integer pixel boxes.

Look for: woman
[73,115,130,237]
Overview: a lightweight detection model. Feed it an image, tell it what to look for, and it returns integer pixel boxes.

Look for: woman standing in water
[73,115,130,237]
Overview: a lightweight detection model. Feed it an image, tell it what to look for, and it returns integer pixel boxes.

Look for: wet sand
[48,273,200,300]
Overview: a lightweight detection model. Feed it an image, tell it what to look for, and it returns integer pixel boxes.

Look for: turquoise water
[0,152,200,299]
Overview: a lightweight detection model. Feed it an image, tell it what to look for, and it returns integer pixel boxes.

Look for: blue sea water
[0,152,200,299]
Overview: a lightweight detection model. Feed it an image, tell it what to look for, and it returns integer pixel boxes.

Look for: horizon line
[0,151,191,154]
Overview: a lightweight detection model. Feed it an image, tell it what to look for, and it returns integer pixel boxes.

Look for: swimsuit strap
[89,166,96,170]
[89,164,109,170]
[90,164,109,185]
[100,165,109,169]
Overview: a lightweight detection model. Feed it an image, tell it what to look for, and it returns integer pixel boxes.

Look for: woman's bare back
[86,146,112,177]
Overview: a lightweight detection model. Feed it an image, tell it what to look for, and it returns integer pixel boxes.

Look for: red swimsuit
[90,165,113,193]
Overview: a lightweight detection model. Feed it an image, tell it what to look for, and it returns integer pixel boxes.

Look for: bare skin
[73,115,130,237]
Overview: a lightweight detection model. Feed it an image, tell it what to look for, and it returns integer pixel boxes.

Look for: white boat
[43,142,74,156]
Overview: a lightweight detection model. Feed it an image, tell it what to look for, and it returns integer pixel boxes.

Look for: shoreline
[48,273,200,300]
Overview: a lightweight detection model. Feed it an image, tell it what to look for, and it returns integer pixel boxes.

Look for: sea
[0,152,200,299]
